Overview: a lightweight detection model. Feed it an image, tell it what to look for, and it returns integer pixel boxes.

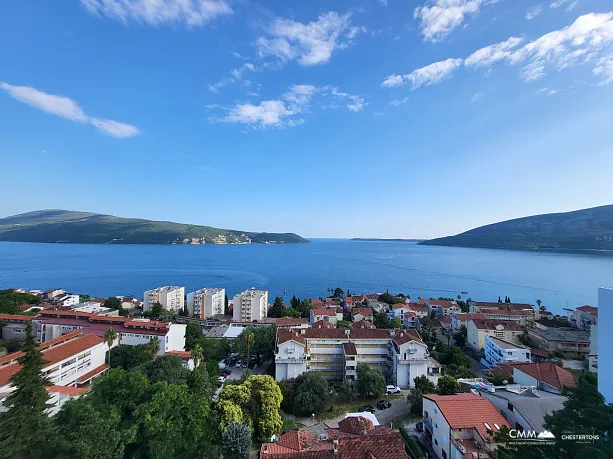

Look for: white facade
[118,323,186,356]
[186,288,225,319]
[310,310,341,324]
[422,397,457,459]
[72,302,112,314]
[56,294,79,307]
[484,336,531,366]
[275,339,308,380]
[598,287,612,403]
[232,289,268,322]
[143,286,185,312]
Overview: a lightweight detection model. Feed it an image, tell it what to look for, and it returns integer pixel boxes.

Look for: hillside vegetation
[419,205,613,251]
[0,210,308,245]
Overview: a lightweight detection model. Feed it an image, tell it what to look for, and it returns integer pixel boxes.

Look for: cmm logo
[509,430,555,440]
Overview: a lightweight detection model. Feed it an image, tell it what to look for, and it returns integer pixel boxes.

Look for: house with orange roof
[0,331,108,413]
[467,319,523,352]
[351,308,373,323]
[406,304,429,319]
[570,305,598,331]
[450,312,485,331]
[510,362,578,394]
[422,394,510,459]
[310,308,342,325]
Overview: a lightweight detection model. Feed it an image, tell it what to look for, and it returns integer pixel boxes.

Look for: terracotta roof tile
[453,313,485,321]
[76,363,109,383]
[305,328,348,339]
[470,319,522,331]
[351,308,373,317]
[0,314,35,321]
[351,321,376,330]
[277,318,308,326]
[391,304,408,309]
[312,320,336,329]
[338,417,375,435]
[393,329,424,346]
[312,309,337,317]
[510,363,577,390]
[47,385,90,396]
[278,329,307,345]
[576,305,598,316]
[427,299,457,307]
[311,299,324,307]
[423,394,510,439]
[343,343,357,355]
[165,351,192,359]
[406,305,428,313]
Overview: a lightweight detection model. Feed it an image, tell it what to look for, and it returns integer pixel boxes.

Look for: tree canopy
[356,364,386,397]
[231,326,276,362]
[0,289,41,314]
[222,422,252,459]
[103,296,122,310]
[292,372,332,416]
[437,375,461,395]
[407,375,437,416]
[267,296,285,318]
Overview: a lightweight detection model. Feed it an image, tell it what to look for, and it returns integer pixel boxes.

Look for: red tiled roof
[402,311,417,318]
[338,417,375,435]
[439,316,451,324]
[312,320,335,329]
[407,305,428,313]
[488,364,514,379]
[423,394,510,439]
[38,309,94,318]
[0,314,35,322]
[76,363,109,383]
[277,318,308,326]
[484,309,531,316]
[311,299,324,307]
[392,303,408,309]
[427,299,457,307]
[165,350,192,359]
[474,302,534,311]
[343,342,358,355]
[345,297,355,304]
[33,316,171,337]
[510,363,577,390]
[530,348,549,358]
[47,385,90,396]
[454,313,485,321]
[312,309,337,317]
[305,328,348,339]
[576,305,598,316]
[18,303,53,311]
[351,308,373,317]
[351,321,376,330]
[470,319,522,331]
[393,329,424,346]
[277,329,306,345]
[124,320,169,329]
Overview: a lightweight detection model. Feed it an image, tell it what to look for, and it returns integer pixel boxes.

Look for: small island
[0,210,309,245]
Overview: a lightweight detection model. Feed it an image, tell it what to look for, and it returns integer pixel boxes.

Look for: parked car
[416,422,423,433]
[241,361,248,368]
[228,359,236,367]
[236,359,243,367]
[358,405,376,414]
[385,385,401,394]
[376,400,392,410]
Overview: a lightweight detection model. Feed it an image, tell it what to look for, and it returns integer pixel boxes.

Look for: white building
[484,335,531,366]
[422,394,509,459]
[143,286,185,312]
[33,310,186,356]
[0,331,109,411]
[55,294,80,307]
[310,308,342,325]
[232,289,268,322]
[275,325,429,388]
[186,288,225,319]
[71,302,113,314]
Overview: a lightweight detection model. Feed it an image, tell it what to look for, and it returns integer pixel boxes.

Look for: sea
[1,239,612,315]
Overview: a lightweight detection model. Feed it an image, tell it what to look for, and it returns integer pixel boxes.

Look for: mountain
[0,210,308,245]
[419,205,613,251]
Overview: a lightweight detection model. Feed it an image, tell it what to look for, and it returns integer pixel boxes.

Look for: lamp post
[312,413,315,429]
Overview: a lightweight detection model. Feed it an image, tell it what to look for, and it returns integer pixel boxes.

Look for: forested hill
[0,210,308,245]
[419,205,613,251]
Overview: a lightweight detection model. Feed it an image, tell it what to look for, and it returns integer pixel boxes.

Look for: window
[508,402,514,412]
[435,439,438,446]
[442,451,447,459]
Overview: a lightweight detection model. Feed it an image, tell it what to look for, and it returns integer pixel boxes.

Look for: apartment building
[351,308,373,323]
[527,327,590,357]
[33,310,186,356]
[450,313,485,331]
[422,394,509,459]
[232,289,269,322]
[0,331,108,400]
[310,308,342,325]
[275,324,429,388]
[0,314,35,341]
[599,287,613,403]
[421,299,460,316]
[54,294,80,308]
[570,305,598,331]
[470,301,539,321]
[467,319,523,352]
[186,287,225,319]
[143,286,185,312]
[484,335,531,366]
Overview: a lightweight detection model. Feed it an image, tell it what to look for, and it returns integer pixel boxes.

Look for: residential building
[259,416,408,459]
[0,314,35,341]
[275,317,309,331]
[589,323,598,373]
[351,308,373,323]
[54,294,80,308]
[467,319,523,352]
[18,303,53,313]
[450,313,485,331]
[570,305,598,331]
[422,394,509,459]
[598,287,613,403]
[165,350,195,370]
[275,324,429,388]
[232,289,268,322]
[310,309,342,325]
[368,301,389,313]
[33,310,186,356]
[484,336,531,366]
[477,386,567,433]
[0,331,109,404]
[186,287,225,319]
[423,299,460,316]
[44,289,65,300]
[344,296,355,309]
[439,316,451,331]
[527,327,590,357]
[403,311,420,329]
[143,286,185,312]
[45,385,90,416]
[71,302,113,314]
[310,299,324,308]
[392,303,413,319]
[407,304,429,319]
[482,309,533,325]
[470,302,539,320]
[121,297,141,310]
[530,348,550,363]
[510,363,577,394]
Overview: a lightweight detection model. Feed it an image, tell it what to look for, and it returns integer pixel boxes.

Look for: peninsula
[419,204,613,251]
[0,210,309,245]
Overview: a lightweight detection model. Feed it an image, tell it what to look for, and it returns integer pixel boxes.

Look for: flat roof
[487,336,527,350]
[530,327,589,343]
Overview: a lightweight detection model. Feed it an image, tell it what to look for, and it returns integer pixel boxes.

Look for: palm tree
[148,337,161,359]
[104,328,117,365]
[244,332,255,365]
[191,343,203,369]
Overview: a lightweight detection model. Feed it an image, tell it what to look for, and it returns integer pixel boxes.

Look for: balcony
[422,417,433,433]
[397,356,429,364]
[276,357,308,364]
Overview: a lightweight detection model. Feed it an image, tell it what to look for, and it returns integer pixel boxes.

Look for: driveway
[323,394,410,429]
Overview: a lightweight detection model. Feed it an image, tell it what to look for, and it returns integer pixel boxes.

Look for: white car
[386,385,401,394]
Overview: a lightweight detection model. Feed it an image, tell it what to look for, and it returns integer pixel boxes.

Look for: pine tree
[498,296,502,303]
[0,324,52,458]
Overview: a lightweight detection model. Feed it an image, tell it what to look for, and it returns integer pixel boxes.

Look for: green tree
[437,375,461,395]
[390,317,403,329]
[232,326,275,363]
[185,322,203,350]
[222,422,252,459]
[337,320,352,329]
[281,307,301,318]
[141,355,191,385]
[150,301,163,317]
[333,287,344,298]
[191,343,203,368]
[0,289,41,314]
[104,327,118,365]
[148,337,161,358]
[295,299,313,318]
[52,398,124,459]
[244,331,255,364]
[356,364,385,398]
[103,296,122,310]
[332,380,355,402]
[292,372,332,416]
[407,375,437,416]
[109,343,154,370]
[267,296,285,318]
[452,325,467,347]
[225,294,230,316]
[0,324,52,458]
[290,295,300,309]
[373,311,392,329]
[188,365,214,397]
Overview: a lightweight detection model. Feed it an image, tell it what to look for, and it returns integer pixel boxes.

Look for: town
[0,285,608,459]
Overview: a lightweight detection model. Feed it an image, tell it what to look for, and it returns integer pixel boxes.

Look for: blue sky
[1,0,612,238]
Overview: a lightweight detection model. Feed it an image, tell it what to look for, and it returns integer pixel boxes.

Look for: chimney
[345,329,350,337]
[333,439,339,454]
[263,446,269,454]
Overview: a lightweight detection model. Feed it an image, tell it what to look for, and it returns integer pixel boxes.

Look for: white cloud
[521,62,545,81]
[550,0,567,8]
[0,82,140,138]
[464,36,524,68]
[593,57,613,85]
[80,0,232,27]
[89,118,141,137]
[408,58,464,88]
[381,74,405,88]
[209,62,256,92]
[566,1,579,11]
[538,87,558,95]
[284,84,319,107]
[414,0,497,42]
[470,92,485,102]
[388,96,409,106]
[331,87,368,111]
[526,5,543,20]
[256,12,357,66]
[223,100,296,127]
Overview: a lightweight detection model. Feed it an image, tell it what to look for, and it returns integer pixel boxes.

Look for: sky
[1,0,613,239]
